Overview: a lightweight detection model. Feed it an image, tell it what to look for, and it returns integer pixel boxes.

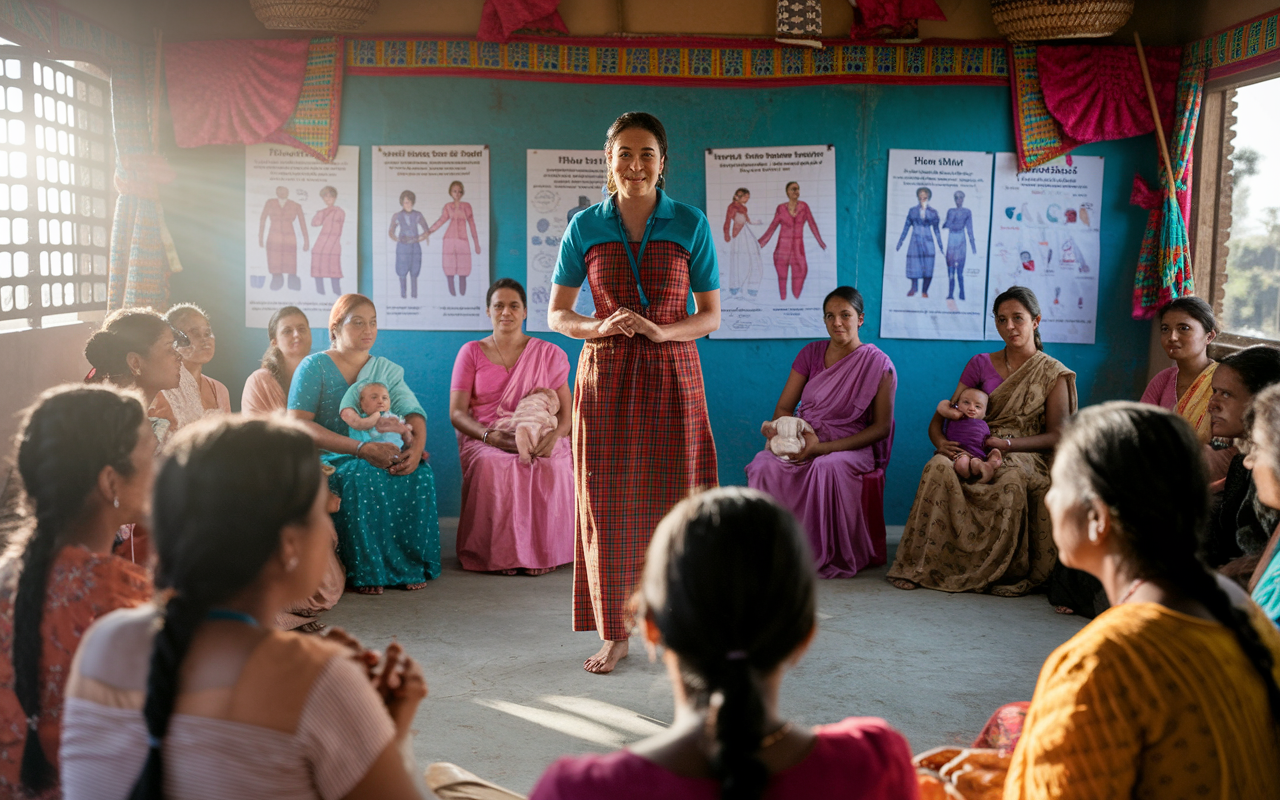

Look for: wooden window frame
[1196,62,1280,357]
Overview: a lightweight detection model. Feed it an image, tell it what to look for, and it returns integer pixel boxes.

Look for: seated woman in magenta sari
[746,287,897,578]
[449,279,574,575]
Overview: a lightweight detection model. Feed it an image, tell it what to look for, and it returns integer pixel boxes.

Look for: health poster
[984,153,1103,345]
[879,148,993,341]
[705,145,836,339]
[372,145,491,330]
[526,149,607,333]
[244,144,359,329]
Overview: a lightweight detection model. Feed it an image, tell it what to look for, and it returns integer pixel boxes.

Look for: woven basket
[991,0,1134,41]
[251,0,379,32]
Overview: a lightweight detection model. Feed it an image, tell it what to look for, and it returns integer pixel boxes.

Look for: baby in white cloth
[490,387,560,464]
[762,416,815,461]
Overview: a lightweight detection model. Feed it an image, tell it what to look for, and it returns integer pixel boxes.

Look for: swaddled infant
[490,387,560,464]
[762,415,815,461]
[339,380,413,450]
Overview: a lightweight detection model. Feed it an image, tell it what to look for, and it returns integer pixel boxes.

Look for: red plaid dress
[572,240,718,640]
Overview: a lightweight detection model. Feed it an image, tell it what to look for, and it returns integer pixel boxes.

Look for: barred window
[0,46,111,326]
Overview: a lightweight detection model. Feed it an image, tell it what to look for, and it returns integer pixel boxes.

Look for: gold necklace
[490,335,512,371]
[760,721,793,749]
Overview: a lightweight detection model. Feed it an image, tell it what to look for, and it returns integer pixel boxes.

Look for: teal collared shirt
[552,188,720,293]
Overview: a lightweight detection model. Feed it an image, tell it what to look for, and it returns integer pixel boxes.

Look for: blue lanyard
[207,608,260,627]
[615,205,656,309]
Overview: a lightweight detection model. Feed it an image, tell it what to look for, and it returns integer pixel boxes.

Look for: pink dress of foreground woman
[746,341,896,578]
[451,338,575,572]
[530,717,915,799]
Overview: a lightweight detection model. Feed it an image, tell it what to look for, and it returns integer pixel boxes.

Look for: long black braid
[10,385,144,793]
[127,416,319,799]
[1060,401,1280,722]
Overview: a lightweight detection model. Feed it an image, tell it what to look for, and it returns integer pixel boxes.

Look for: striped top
[1004,601,1280,800]
[58,605,395,800]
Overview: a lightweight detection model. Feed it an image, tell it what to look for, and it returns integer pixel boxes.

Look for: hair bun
[83,329,120,370]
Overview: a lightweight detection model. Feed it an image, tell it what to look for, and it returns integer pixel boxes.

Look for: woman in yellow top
[1140,297,1218,441]
[1005,401,1280,800]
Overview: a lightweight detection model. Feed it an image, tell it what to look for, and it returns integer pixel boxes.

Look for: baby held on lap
[937,387,1002,483]
[763,416,814,460]
[340,381,413,449]
[491,387,559,464]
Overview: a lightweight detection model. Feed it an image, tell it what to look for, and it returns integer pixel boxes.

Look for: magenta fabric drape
[163,39,310,148]
[1037,44,1181,145]
[477,0,567,42]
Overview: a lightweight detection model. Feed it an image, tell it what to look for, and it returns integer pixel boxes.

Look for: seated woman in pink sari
[449,279,575,575]
[746,287,897,578]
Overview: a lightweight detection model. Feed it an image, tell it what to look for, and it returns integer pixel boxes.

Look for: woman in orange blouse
[1005,402,1280,800]
[0,385,155,798]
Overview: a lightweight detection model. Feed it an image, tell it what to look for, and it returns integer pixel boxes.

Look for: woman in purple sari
[449,279,575,574]
[746,287,897,578]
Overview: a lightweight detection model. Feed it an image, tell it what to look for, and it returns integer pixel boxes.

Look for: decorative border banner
[1201,9,1280,81]
[346,36,1009,86]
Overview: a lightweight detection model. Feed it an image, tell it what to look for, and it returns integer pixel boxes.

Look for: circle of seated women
[888,286,1076,597]
[745,286,897,578]
[449,278,574,575]
[288,293,442,595]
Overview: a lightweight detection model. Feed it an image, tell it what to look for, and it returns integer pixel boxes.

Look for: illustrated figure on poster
[895,186,944,298]
[723,187,764,297]
[388,189,429,299]
[567,195,591,225]
[429,180,482,297]
[567,194,596,315]
[942,190,977,302]
[309,185,345,296]
[759,181,826,301]
[258,186,309,291]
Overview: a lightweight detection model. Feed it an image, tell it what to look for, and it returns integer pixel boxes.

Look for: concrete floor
[325,520,1087,796]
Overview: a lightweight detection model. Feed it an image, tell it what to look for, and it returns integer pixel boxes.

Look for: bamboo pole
[1134,32,1177,200]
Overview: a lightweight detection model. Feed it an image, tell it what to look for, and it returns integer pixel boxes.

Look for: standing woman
[758,181,826,301]
[429,180,482,298]
[0,386,154,798]
[548,111,721,674]
[151,304,231,430]
[241,306,313,415]
[1141,296,1219,441]
[289,294,442,593]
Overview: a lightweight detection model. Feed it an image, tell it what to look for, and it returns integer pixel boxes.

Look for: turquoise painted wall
[163,76,1157,522]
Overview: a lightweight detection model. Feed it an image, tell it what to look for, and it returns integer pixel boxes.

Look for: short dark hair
[486,278,527,308]
[1159,296,1218,336]
[1219,345,1280,396]
[823,286,864,316]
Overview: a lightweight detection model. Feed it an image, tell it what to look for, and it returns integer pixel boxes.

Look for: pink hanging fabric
[851,0,946,39]
[164,39,310,148]
[1037,45,1181,146]
[478,0,567,42]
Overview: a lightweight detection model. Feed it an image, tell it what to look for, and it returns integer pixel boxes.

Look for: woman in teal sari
[289,293,441,593]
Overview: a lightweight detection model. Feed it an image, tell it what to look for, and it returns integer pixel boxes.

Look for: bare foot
[584,639,629,674]
[524,567,556,576]
[974,459,996,484]
[1054,605,1076,615]
[353,585,384,595]
[888,578,918,590]
[990,450,1004,470]
[401,582,429,590]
